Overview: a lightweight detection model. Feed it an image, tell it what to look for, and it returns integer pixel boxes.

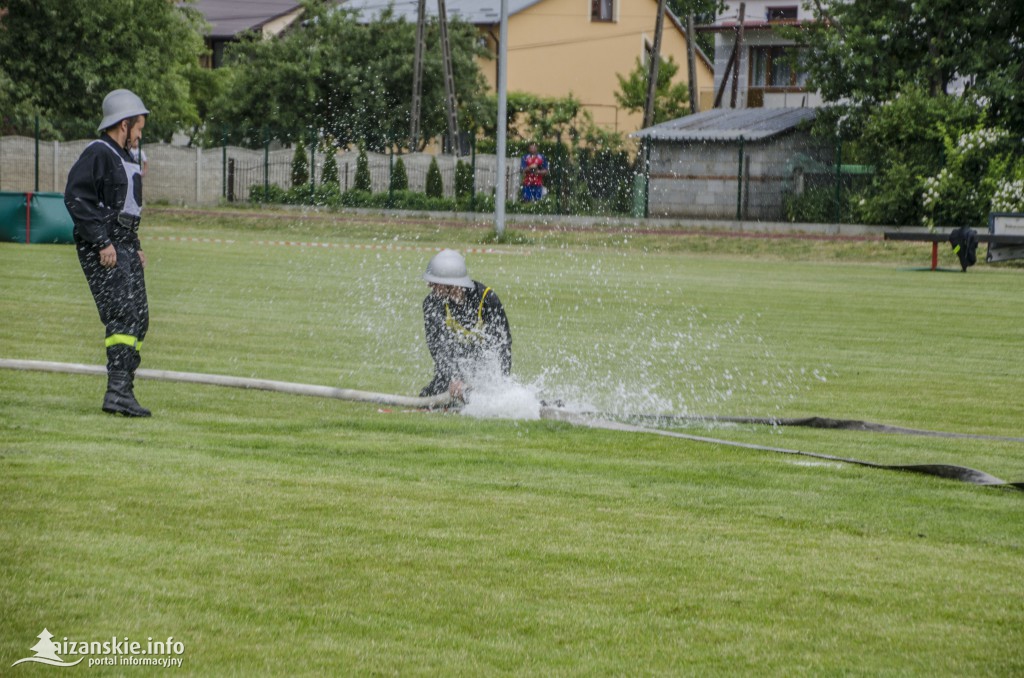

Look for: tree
[478,92,622,151]
[321,142,339,188]
[354,146,372,192]
[454,160,473,198]
[0,0,208,140]
[207,2,489,150]
[425,157,444,198]
[791,1,1024,227]
[615,56,691,125]
[795,0,1024,134]
[291,137,309,187]
[390,156,409,191]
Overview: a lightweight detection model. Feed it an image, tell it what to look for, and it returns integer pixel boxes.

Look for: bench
[883,229,1024,270]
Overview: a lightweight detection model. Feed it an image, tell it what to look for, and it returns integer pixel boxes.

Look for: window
[767,6,798,21]
[591,0,614,22]
[749,46,806,88]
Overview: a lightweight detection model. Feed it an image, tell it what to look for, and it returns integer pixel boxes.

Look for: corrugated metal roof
[194,0,306,39]
[633,107,817,142]
[340,0,543,24]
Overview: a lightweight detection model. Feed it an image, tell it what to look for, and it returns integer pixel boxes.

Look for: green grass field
[2,207,1023,676]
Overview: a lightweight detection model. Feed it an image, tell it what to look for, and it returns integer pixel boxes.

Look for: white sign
[987,212,1024,263]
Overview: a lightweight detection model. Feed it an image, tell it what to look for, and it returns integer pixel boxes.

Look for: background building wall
[647,132,828,220]
[477,0,714,135]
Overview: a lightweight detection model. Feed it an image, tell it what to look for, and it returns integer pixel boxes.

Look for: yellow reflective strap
[444,287,491,343]
[105,334,140,350]
[952,244,961,255]
[478,288,491,319]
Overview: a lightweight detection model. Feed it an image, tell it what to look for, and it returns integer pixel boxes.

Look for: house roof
[339,0,543,24]
[633,107,817,142]
[193,0,306,39]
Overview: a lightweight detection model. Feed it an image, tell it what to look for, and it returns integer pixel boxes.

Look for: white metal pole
[495,0,509,237]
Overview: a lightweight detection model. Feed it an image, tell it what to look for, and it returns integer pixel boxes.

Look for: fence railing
[1,132,872,222]
[0,137,522,206]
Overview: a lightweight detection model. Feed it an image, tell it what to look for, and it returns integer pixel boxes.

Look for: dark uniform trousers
[75,228,149,375]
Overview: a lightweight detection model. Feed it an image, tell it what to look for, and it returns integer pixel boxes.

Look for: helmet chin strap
[122,118,137,154]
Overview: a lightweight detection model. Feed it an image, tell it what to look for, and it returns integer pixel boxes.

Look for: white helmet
[423,249,474,288]
[97,89,150,133]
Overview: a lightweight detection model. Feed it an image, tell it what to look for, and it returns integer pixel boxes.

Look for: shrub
[354,146,372,192]
[290,137,309,188]
[340,189,372,207]
[461,192,494,213]
[425,156,444,198]
[822,86,979,226]
[321,144,339,188]
[785,186,850,224]
[919,125,1021,229]
[249,184,289,203]
[455,160,473,198]
[390,156,409,191]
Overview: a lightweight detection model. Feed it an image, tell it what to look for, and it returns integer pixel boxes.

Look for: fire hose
[2,359,1021,491]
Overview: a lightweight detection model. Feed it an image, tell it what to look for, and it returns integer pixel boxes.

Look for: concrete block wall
[647,133,829,220]
[1,136,517,205]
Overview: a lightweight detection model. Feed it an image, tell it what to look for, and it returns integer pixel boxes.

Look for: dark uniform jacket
[64,134,141,249]
[421,281,512,396]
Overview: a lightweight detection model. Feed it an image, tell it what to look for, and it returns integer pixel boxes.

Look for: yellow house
[347,0,715,136]
[477,0,714,134]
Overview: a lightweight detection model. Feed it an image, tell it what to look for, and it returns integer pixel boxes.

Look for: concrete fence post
[196,147,202,204]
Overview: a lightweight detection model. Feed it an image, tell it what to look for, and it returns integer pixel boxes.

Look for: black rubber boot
[128,347,142,383]
[102,371,152,417]
[102,345,151,417]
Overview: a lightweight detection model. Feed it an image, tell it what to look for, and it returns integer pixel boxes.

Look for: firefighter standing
[64,89,152,417]
[419,249,512,399]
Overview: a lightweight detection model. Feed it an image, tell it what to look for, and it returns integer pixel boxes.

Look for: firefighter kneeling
[419,249,512,400]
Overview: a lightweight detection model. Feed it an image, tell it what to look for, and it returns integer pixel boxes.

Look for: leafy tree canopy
[206,1,489,151]
[615,55,691,125]
[0,0,207,140]
[476,91,625,154]
[795,0,1024,134]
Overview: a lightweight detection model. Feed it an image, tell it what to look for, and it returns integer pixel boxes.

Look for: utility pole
[409,0,426,150]
[730,2,745,108]
[643,0,668,129]
[687,13,699,114]
[437,0,461,156]
[495,0,509,237]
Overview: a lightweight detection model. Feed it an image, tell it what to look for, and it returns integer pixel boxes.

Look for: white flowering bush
[838,88,1022,227]
[920,124,1020,229]
[991,178,1024,213]
[957,127,1007,155]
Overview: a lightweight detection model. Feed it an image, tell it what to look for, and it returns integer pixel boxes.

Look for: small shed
[634,107,827,221]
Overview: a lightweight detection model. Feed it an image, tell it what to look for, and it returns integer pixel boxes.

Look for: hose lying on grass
[541,409,1024,492]
[626,414,1024,444]
[0,359,452,409]
[2,358,1021,492]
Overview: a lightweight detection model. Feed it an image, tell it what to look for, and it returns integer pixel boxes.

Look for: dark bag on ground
[948,226,979,271]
